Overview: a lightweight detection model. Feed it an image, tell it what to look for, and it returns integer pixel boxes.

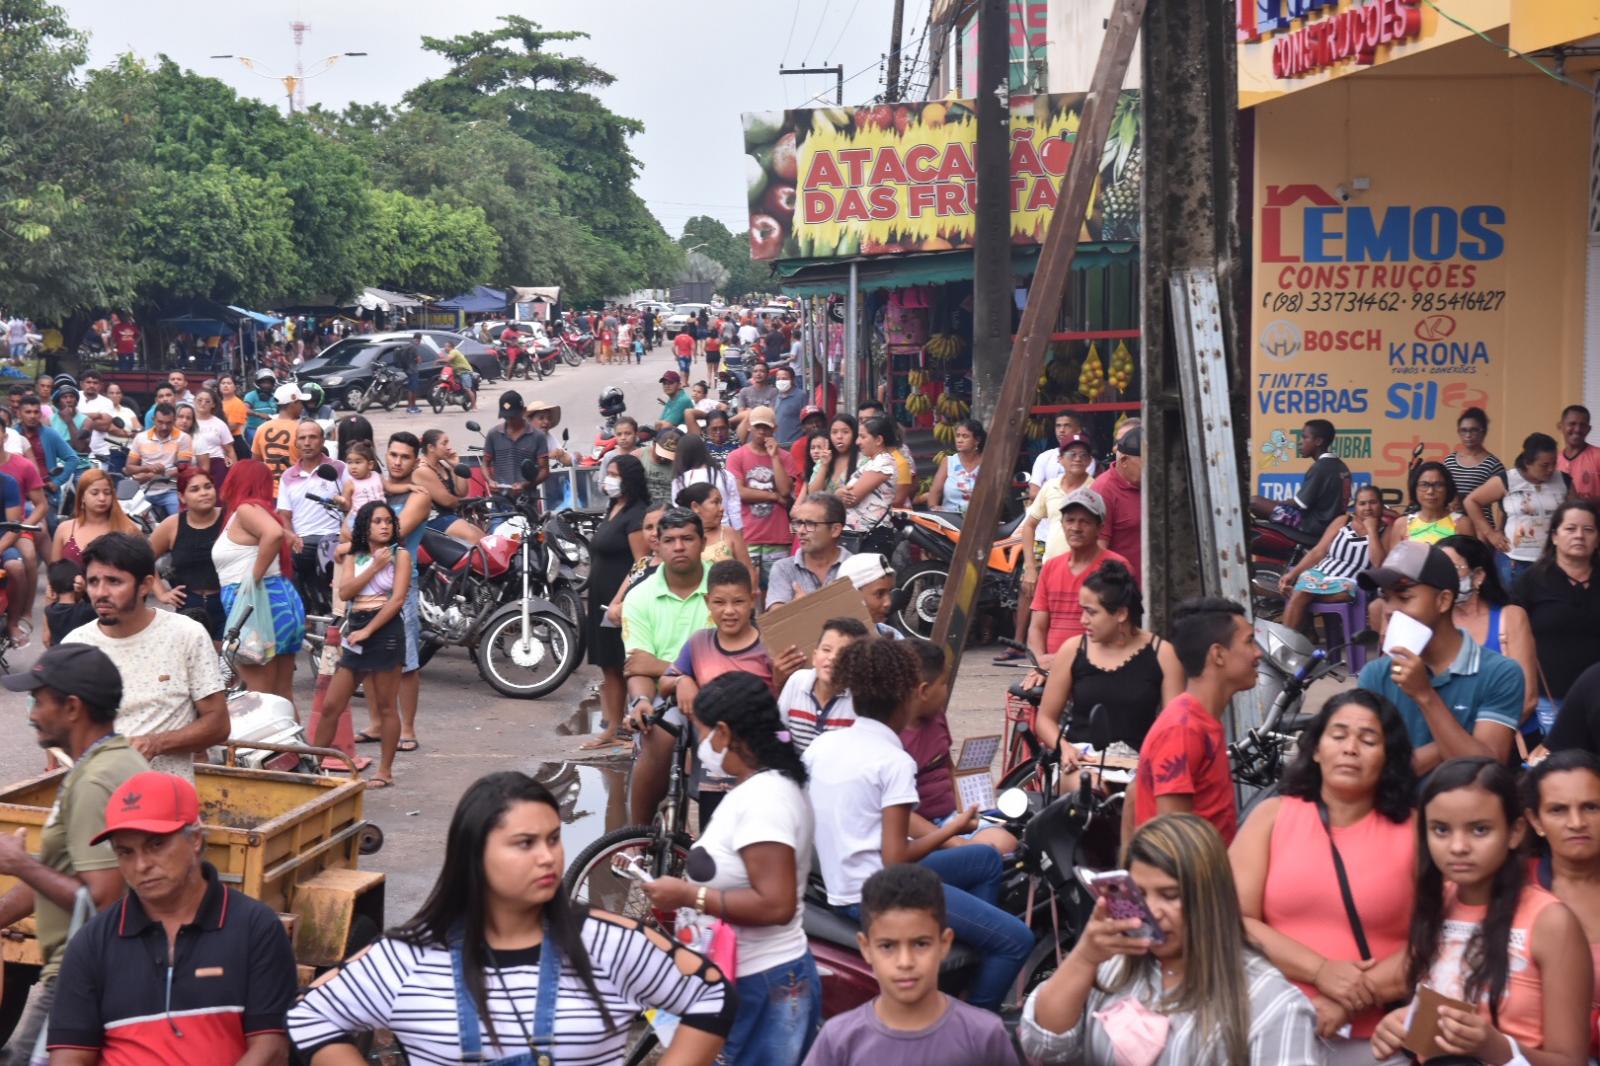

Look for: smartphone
[1089,870,1165,943]
[610,853,655,884]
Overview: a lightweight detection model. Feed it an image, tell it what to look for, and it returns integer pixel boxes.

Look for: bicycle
[563,701,694,927]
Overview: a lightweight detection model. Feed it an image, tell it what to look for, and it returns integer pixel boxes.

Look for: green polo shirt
[37,734,150,978]
[621,564,710,661]
[660,391,694,430]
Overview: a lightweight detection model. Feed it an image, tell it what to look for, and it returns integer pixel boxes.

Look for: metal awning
[358,287,423,311]
[227,305,284,327]
[776,242,1137,296]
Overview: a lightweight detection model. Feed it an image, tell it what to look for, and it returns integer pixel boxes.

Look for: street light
[210,51,367,113]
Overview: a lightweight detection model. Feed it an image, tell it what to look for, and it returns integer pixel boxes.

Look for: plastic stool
[1310,591,1368,672]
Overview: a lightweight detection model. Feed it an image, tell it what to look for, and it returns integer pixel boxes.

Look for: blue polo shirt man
[1356,540,1523,773]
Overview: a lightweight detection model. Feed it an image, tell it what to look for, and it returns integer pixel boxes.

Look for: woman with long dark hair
[793,431,831,509]
[583,454,650,750]
[1370,757,1591,1064]
[1516,499,1600,735]
[675,481,756,587]
[311,500,411,787]
[671,432,743,532]
[809,413,859,496]
[1523,750,1600,1055]
[641,673,820,1065]
[1230,690,1416,1062]
[214,458,303,703]
[1436,533,1539,725]
[926,418,985,513]
[1466,431,1570,589]
[1023,814,1319,1063]
[288,772,734,1064]
[1445,406,1504,508]
[839,414,898,543]
[1384,459,1472,550]
[149,465,228,641]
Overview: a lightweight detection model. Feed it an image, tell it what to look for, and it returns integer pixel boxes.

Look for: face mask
[1459,573,1476,599]
[602,476,622,497]
[774,379,792,392]
[697,734,727,779]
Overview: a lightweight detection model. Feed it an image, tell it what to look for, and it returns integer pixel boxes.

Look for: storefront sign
[741,91,1140,260]
[1264,0,1422,78]
[959,0,1050,96]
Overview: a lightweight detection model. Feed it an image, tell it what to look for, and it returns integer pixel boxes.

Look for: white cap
[273,382,311,404]
[840,552,894,589]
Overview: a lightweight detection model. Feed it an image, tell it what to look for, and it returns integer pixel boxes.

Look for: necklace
[486,947,538,1052]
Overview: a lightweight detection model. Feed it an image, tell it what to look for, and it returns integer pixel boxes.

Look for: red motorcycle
[428,365,472,413]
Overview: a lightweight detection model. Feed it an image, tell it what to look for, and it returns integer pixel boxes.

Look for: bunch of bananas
[907,368,927,389]
[904,390,933,416]
[1078,343,1106,398]
[924,333,965,364]
[930,450,949,470]
[1024,416,1052,441]
[936,392,971,420]
[933,421,960,445]
[1108,341,1135,392]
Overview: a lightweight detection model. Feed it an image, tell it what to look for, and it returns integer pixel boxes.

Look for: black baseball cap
[1115,426,1143,457]
[499,390,525,415]
[2,644,123,711]
[1358,540,1456,594]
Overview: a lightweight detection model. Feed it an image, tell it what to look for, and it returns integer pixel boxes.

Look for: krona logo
[1415,315,1455,341]
[120,791,142,809]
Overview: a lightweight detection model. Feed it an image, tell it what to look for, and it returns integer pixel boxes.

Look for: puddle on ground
[531,760,629,860]
[555,692,604,737]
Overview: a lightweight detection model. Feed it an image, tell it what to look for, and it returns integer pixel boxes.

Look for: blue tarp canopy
[228,305,284,327]
[436,285,507,313]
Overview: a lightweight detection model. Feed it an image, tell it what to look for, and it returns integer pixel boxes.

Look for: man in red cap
[46,772,296,1064]
[0,644,148,1055]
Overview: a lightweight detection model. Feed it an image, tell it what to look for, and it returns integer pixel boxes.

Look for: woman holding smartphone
[1021,814,1320,1064]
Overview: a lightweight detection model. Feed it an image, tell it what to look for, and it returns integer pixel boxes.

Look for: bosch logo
[1259,319,1302,362]
[1414,315,1456,341]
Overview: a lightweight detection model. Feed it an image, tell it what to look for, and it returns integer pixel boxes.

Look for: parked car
[477,320,550,344]
[663,303,712,337]
[302,331,497,408]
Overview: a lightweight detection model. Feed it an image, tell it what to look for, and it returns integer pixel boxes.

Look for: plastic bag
[675,906,737,978]
[226,579,278,666]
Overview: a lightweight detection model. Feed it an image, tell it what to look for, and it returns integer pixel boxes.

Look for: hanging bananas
[923,333,966,364]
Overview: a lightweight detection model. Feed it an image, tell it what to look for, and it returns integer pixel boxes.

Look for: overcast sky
[67,0,934,239]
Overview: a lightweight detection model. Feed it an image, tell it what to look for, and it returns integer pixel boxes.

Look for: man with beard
[382,433,435,755]
[62,533,227,781]
[0,644,148,1054]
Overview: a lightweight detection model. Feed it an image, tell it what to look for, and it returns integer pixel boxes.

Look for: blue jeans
[720,952,821,1066]
[843,847,1032,1011]
[1496,553,1534,592]
[1535,695,1562,737]
[147,489,179,521]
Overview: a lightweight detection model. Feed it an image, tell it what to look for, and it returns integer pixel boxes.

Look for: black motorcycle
[355,364,408,413]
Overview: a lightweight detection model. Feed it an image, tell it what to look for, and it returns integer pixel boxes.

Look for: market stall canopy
[510,286,560,304]
[227,305,284,327]
[775,243,1136,297]
[359,287,423,312]
[158,300,249,337]
[435,285,508,314]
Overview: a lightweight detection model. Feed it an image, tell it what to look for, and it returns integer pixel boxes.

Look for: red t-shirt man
[111,322,139,355]
[1092,465,1141,583]
[1133,692,1237,843]
[672,332,694,360]
[1030,547,1129,654]
[725,438,798,550]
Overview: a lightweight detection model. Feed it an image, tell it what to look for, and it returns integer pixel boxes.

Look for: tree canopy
[679,216,771,302]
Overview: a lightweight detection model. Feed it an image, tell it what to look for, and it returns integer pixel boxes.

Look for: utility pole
[969,0,1010,426]
[290,20,310,112]
[885,0,907,100]
[933,0,1147,679]
[778,65,845,105]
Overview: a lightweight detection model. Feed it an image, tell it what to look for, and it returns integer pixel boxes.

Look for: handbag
[1315,799,1373,961]
[225,578,278,666]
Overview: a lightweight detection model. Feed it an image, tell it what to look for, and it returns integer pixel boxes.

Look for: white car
[664,303,712,337]
[478,319,549,344]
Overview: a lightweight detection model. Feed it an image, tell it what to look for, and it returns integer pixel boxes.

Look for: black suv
[298,331,493,410]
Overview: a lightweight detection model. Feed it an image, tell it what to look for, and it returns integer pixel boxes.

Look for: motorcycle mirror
[1088,703,1113,752]
[1351,628,1380,649]
[110,417,125,429]
[314,463,339,481]
[519,458,540,481]
[465,420,482,434]
[995,788,1029,821]
[562,428,570,443]
[454,463,474,479]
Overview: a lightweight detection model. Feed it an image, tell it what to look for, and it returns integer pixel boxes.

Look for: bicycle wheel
[564,825,693,927]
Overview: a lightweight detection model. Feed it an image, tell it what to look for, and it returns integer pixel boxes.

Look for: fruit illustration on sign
[750,215,783,258]
[770,131,798,182]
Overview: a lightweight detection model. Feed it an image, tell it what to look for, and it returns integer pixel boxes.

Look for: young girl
[340,442,388,521]
[804,638,1033,1012]
[312,500,412,788]
[675,482,756,589]
[1371,757,1591,1065]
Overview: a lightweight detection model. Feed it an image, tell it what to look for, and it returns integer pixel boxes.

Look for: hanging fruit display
[1077,343,1106,398]
[923,333,965,364]
[1108,340,1135,393]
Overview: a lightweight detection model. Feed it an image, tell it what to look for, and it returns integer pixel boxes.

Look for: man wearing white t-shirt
[276,422,350,617]
[74,371,118,461]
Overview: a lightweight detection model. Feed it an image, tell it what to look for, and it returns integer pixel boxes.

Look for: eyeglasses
[1458,424,1485,435]
[789,519,840,532]
[1416,480,1448,491]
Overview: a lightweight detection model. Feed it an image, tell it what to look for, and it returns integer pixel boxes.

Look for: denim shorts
[402,585,419,672]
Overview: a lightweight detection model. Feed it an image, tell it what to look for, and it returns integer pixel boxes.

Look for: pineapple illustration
[1099,93,1142,240]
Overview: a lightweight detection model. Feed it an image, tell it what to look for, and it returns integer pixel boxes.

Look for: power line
[795,28,928,108]
[802,0,834,62]
[781,0,802,64]
[827,0,865,60]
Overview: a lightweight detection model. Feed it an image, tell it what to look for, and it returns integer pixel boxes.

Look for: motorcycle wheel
[475,608,579,699]
[892,561,948,638]
[1250,563,1288,620]
[550,584,586,658]
[565,825,692,928]
[429,387,446,415]
[562,344,583,368]
[515,360,530,380]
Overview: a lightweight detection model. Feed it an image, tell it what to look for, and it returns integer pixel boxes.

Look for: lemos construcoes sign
[742,92,1140,261]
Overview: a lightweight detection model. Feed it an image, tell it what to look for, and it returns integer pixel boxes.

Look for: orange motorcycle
[888,508,1029,639]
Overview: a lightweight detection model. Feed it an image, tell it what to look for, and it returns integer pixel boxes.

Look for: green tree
[679,216,770,301]
[0,0,147,318]
[364,188,500,295]
[131,165,296,305]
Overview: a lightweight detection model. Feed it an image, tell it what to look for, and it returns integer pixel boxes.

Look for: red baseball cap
[91,771,201,844]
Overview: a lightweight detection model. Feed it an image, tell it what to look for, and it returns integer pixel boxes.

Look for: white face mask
[1458,573,1476,599]
[696,733,727,779]
[774,378,793,393]
[602,476,622,497]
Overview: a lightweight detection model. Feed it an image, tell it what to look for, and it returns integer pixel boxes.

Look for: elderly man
[766,492,852,609]
[275,422,349,617]
[47,772,297,1064]
[0,645,149,1055]
[1024,488,1129,681]
[1091,425,1144,583]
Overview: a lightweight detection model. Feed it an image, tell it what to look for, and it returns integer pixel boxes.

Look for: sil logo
[1258,319,1301,362]
[1414,315,1456,341]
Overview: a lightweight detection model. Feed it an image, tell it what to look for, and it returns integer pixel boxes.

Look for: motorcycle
[414,459,581,699]
[212,603,314,774]
[558,327,595,362]
[888,508,1028,640]
[496,339,532,380]
[355,364,408,413]
[115,474,157,535]
[429,365,472,413]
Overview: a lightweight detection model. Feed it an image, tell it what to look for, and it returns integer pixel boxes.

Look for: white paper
[955,770,997,811]
[1382,611,1434,657]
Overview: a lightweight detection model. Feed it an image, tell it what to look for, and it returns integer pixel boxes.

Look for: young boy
[631,333,645,364]
[901,639,1019,854]
[42,560,96,647]
[778,617,867,753]
[804,864,1020,1065]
